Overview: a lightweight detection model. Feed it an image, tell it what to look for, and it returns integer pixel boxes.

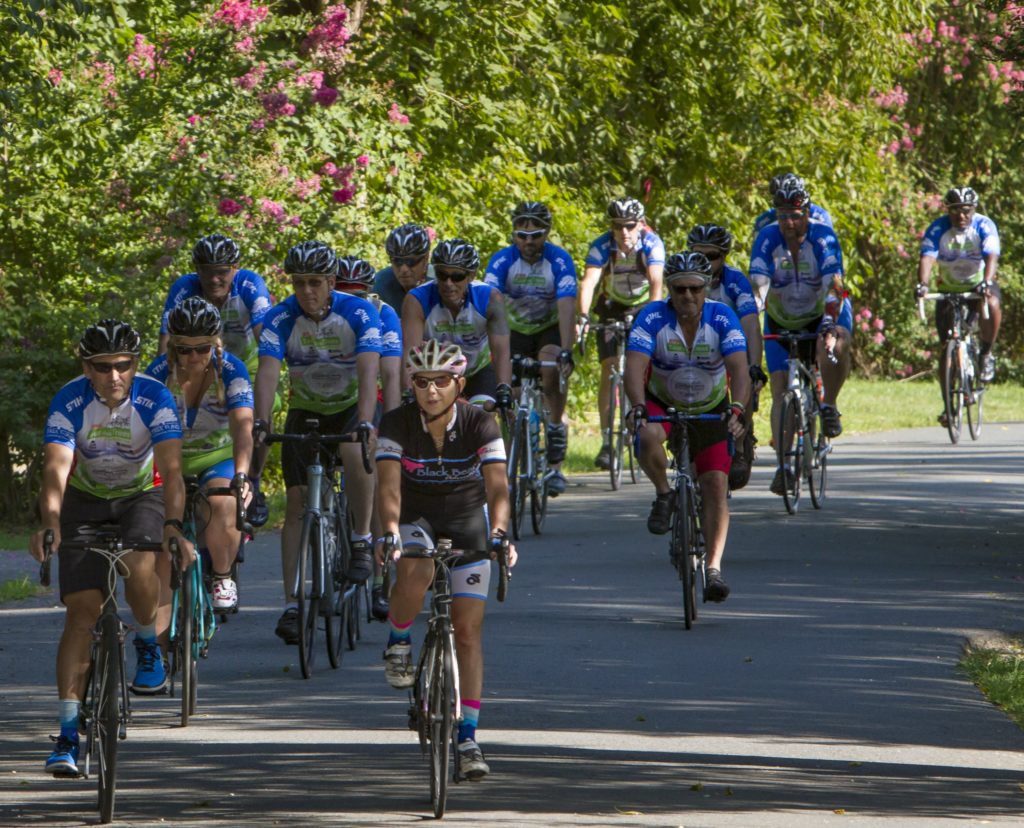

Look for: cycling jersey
[752,202,834,235]
[585,229,666,306]
[749,222,843,329]
[258,292,382,415]
[365,294,403,359]
[920,214,1000,292]
[372,264,436,313]
[145,351,253,475]
[483,242,577,334]
[407,281,497,377]
[161,269,273,375]
[44,374,182,498]
[627,299,746,413]
[707,265,758,319]
[377,400,506,512]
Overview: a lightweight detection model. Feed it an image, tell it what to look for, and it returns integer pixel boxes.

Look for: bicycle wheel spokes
[609,379,624,491]
[428,636,454,818]
[779,392,803,514]
[965,344,983,441]
[510,417,528,540]
[808,404,828,510]
[297,514,319,679]
[179,571,194,727]
[97,613,121,823]
[671,485,696,629]
[325,514,345,669]
[943,339,963,444]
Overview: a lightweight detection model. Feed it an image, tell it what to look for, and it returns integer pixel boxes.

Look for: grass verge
[960,639,1024,731]
[0,575,46,603]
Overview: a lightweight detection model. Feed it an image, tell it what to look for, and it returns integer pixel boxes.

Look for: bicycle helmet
[78,319,142,358]
[405,340,468,377]
[944,186,978,208]
[284,240,337,276]
[431,238,479,271]
[385,223,431,259]
[167,296,222,337]
[336,256,376,288]
[687,223,734,252]
[511,200,552,228]
[664,252,712,284]
[773,180,811,211]
[191,233,241,267]
[768,172,804,197]
[607,197,645,222]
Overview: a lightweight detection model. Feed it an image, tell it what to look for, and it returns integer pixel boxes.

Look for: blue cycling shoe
[547,470,567,497]
[45,734,80,777]
[131,638,168,695]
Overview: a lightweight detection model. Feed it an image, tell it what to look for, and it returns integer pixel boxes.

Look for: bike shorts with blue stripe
[763,302,853,374]
[398,512,491,601]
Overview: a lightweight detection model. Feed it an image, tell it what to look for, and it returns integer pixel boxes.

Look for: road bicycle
[638,412,718,629]
[170,476,250,726]
[577,314,637,490]
[506,355,566,540]
[266,421,371,678]
[382,534,509,818]
[919,291,987,444]
[40,530,171,824]
[763,331,833,514]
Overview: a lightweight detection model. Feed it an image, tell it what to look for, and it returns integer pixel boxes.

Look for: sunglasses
[175,344,213,356]
[412,375,456,390]
[671,284,706,295]
[392,255,425,268]
[776,211,806,221]
[291,276,328,288]
[701,250,724,261]
[436,270,472,283]
[612,221,640,231]
[513,229,547,241]
[89,358,135,374]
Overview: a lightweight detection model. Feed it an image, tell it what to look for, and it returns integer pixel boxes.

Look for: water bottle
[529,409,540,455]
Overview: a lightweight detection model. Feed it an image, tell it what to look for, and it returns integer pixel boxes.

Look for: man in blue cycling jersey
[752,172,834,237]
[916,186,1001,391]
[373,223,434,312]
[484,201,576,495]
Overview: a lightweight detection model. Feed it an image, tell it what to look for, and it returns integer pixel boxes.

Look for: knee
[64,593,102,631]
[454,617,483,651]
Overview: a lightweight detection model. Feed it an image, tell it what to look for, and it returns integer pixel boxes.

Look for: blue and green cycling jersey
[585,229,666,307]
[920,213,1000,292]
[408,281,498,377]
[484,242,576,335]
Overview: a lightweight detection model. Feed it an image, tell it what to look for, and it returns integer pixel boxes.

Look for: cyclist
[29,320,192,775]
[401,239,512,407]
[158,233,273,526]
[484,201,576,495]
[749,180,851,495]
[624,253,749,604]
[578,197,665,471]
[252,241,383,645]
[335,255,402,621]
[373,223,435,311]
[686,223,764,489]
[146,297,254,611]
[916,186,1001,391]
[752,172,834,236]
[376,340,514,781]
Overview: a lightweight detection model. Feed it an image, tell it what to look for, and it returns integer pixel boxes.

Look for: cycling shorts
[398,514,491,601]
[281,405,360,489]
[198,457,235,486]
[58,487,164,602]
[463,363,497,407]
[510,324,561,360]
[763,311,852,374]
[936,284,1000,343]
[593,298,635,362]
[645,396,731,477]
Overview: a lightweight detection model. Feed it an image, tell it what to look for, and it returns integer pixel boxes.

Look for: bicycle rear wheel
[346,585,361,650]
[428,635,455,818]
[96,613,121,823]
[779,392,803,514]
[808,403,829,509]
[943,339,963,444]
[509,417,527,540]
[297,513,320,679]
[609,377,624,491]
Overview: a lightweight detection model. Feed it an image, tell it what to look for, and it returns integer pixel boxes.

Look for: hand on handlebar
[915,282,929,299]
[252,418,270,446]
[725,404,747,439]
[626,403,648,431]
[975,280,994,296]
[231,472,253,508]
[376,531,402,566]
[748,364,767,390]
[558,348,575,376]
[494,383,513,410]
[164,527,196,571]
[30,527,59,563]
[489,534,518,568]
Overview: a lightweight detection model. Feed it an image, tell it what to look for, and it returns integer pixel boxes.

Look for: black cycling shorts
[281,406,361,488]
[593,298,639,362]
[935,285,1000,343]
[463,364,498,403]
[400,497,489,552]
[510,324,562,359]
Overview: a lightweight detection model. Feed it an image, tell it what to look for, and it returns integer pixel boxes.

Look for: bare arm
[29,443,75,560]
[740,315,763,370]
[228,405,254,477]
[725,351,752,409]
[647,264,664,303]
[578,265,603,317]
[254,355,282,425]
[984,252,998,283]
[400,293,426,391]
[356,351,381,424]
[917,255,936,287]
[486,292,512,386]
[483,462,509,536]
[624,350,650,415]
[153,438,194,563]
[376,458,402,536]
[380,356,402,413]
[556,296,575,351]
[158,333,170,356]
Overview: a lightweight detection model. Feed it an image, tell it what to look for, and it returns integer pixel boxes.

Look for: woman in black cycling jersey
[375,340,514,781]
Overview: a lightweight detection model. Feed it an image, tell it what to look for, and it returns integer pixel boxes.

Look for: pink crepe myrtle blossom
[872,332,886,345]
[293,175,322,201]
[235,37,256,54]
[260,198,286,222]
[261,92,295,119]
[235,62,266,90]
[295,70,324,90]
[218,199,245,217]
[48,68,63,86]
[303,5,351,72]
[332,187,355,204]
[356,154,370,167]
[213,0,269,32]
[388,102,410,124]
[127,34,159,79]
[312,86,338,107]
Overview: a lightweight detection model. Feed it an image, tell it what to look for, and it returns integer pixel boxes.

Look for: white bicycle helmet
[405,340,468,377]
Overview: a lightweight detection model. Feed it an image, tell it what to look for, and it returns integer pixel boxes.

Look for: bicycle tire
[297,513,319,679]
[943,339,963,444]
[510,417,527,540]
[429,635,454,818]
[97,612,121,823]
[325,502,345,669]
[609,377,624,491]
[671,485,696,629]
[966,345,983,441]
[624,386,639,484]
[531,418,548,535]
[779,392,803,514]
[808,403,829,509]
[180,569,194,727]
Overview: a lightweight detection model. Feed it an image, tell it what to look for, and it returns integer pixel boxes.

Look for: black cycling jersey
[376,399,506,512]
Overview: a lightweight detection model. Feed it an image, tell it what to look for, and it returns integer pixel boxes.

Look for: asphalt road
[3,423,1024,827]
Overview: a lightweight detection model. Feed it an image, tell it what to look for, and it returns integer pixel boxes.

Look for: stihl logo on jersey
[355,308,370,324]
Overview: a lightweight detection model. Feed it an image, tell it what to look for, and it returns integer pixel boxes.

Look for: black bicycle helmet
[191,233,241,267]
[431,238,480,271]
[167,296,222,337]
[511,200,552,228]
[607,197,645,222]
[284,240,337,276]
[944,186,979,207]
[664,252,712,284]
[385,223,431,259]
[769,172,804,197]
[687,223,734,253]
[78,319,142,359]
[773,180,811,211]
[336,256,376,287]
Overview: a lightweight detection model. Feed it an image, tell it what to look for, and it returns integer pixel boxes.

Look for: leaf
[690,782,704,791]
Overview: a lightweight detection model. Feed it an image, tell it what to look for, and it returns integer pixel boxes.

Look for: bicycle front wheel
[325,505,345,669]
[509,417,527,540]
[966,348,983,441]
[296,513,320,679]
[943,339,963,444]
[609,377,625,491]
[97,613,121,823]
[428,634,455,818]
[179,570,195,727]
[671,485,697,629]
[808,404,829,510]
[779,391,803,514]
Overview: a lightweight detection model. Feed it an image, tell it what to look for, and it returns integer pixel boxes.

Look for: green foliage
[961,643,1024,731]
